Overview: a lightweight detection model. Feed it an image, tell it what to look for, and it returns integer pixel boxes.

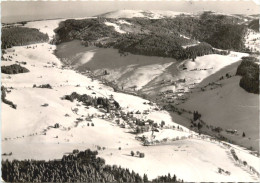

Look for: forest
[1,64,29,75]
[2,149,181,182]
[236,56,259,94]
[63,92,120,112]
[114,36,228,60]
[1,27,49,49]
[53,18,120,44]
[248,19,259,32]
[54,11,248,60]
[122,12,247,51]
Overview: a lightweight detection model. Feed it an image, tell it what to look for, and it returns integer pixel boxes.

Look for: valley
[54,34,258,152]
[1,9,259,182]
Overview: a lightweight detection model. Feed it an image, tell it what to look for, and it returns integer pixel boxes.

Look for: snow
[149,10,191,19]
[140,128,191,142]
[145,111,189,131]
[236,148,260,172]
[54,41,176,91]
[75,50,96,67]
[141,51,248,97]
[104,21,126,34]
[2,18,260,182]
[118,20,132,25]
[118,63,173,90]
[24,17,96,40]
[179,66,259,151]
[98,138,259,182]
[179,34,191,40]
[102,10,191,19]
[174,52,248,92]
[24,19,65,40]
[182,43,200,48]
[102,10,146,19]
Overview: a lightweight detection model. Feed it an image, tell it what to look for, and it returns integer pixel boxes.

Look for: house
[166,90,173,94]
[136,110,141,114]
[178,88,185,92]
[141,125,150,132]
[143,110,149,115]
[97,105,103,108]
[85,117,92,122]
[226,129,237,134]
[144,121,150,126]
[147,102,153,105]
[115,119,120,124]
[213,82,222,86]
[115,111,120,115]
[41,103,49,107]
[54,123,60,128]
[129,123,135,128]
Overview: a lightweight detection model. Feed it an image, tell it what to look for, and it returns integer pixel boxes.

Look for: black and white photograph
[1,0,260,182]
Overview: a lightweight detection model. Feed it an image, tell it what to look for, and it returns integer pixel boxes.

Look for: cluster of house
[158,87,189,104]
[113,109,152,131]
[189,67,213,71]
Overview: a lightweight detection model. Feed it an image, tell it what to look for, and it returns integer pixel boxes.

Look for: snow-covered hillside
[178,60,259,151]
[2,18,260,182]
[104,21,126,34]
[100,10,254,21]
[100,10,191,19]
[139,51,248,97]
[25,19,65,39]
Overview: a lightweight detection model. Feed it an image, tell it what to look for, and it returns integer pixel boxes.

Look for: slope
[178,61,259,151]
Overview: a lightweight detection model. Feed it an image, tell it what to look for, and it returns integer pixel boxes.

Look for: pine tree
[143,174,148,182]
[173,174,177,182]
[131,151,135,156]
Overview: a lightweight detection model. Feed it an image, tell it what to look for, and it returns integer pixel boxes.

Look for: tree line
[63,92,120,112]
[2,149,181,182]
[2,27,49,49]
[248,19,259,32]
[236,56,259,94]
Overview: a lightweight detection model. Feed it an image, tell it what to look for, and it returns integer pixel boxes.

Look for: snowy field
[179,60,259,151]
[25,19,65,39]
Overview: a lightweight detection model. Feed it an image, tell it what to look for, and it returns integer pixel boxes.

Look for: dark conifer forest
[236,57,259,94]
[2,149,181,182]
[53,12,248,60]
[2,27,49,49]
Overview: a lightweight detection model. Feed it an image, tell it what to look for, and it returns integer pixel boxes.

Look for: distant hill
[54,11,250,61]
[98,10,191,19]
